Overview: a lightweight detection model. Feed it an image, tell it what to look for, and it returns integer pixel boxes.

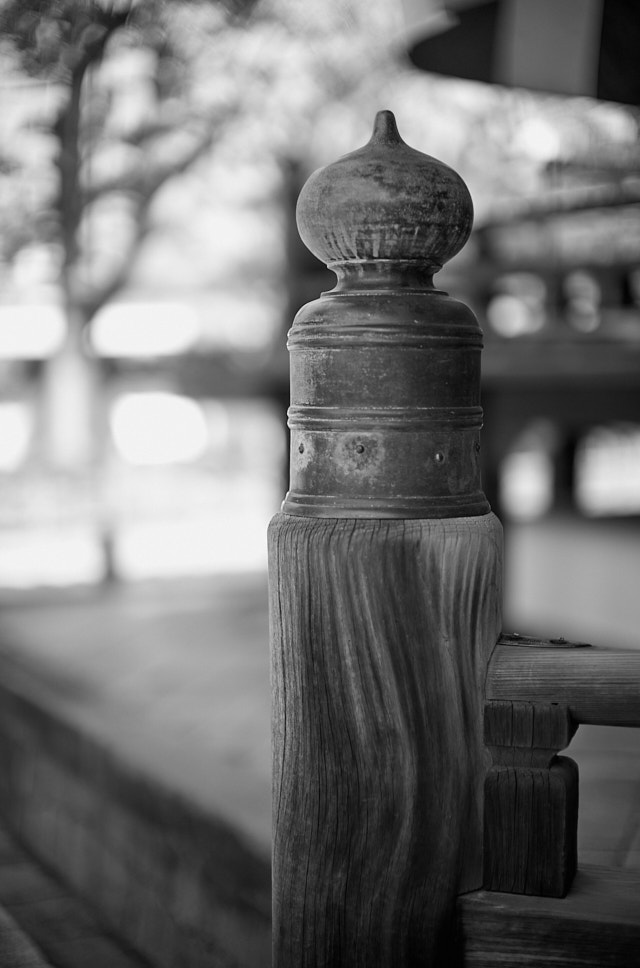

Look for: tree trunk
[39,310,102,471]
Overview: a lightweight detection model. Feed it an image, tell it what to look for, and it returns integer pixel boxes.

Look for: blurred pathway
[0,570,636,883]
[0,575,271,853]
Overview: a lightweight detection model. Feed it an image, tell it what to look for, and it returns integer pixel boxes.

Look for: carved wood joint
[483,699,579,898]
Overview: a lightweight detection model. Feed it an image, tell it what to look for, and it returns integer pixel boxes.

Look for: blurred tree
[0,0,257,468]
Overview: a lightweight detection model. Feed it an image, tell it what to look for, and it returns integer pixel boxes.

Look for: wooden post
[269,111,503,967]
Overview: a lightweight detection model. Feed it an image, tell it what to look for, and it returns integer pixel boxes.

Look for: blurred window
[499,419,558,520]
[0,527,105,588]
[500,450,555,520]
[487,273,547,337]
[575,424,640,516]
[0,304,65,358]
[91,302,200,358]
[0,402,32,471]
[110,392,209,465]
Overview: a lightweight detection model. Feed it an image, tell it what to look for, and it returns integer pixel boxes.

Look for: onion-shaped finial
[296,109,473,284]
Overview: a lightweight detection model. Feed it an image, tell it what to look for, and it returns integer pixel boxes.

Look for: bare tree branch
[78,109,232,321]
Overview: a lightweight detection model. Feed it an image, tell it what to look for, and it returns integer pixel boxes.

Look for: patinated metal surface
[283,110,490,517]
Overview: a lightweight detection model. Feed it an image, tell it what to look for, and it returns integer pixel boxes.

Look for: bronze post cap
[284,111,489,519]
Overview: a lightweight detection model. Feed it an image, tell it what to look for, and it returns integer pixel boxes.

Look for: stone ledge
[0,823,151,968]
[0,675,270,968]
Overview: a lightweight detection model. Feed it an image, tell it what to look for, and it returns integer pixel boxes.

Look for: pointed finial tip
[370,110,403,145]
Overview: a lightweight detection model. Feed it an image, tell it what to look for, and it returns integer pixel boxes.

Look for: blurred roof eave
[402,0,640,109]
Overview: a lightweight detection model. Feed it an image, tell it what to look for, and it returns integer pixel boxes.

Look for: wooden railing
[459,634,640,966]
[483,635,640,895]
[269,110,640,968]
[487,635,640,726]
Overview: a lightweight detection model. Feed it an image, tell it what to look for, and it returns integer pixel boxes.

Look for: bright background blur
[0,0,638,644]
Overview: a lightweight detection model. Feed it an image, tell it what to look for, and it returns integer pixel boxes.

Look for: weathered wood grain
[483,756,578,897]
[459,865,640,967]
[269,512,502,967]
[487,644,640,725]
[484,699,577,766]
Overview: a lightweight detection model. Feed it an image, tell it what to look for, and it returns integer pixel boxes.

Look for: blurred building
[0,0,638,637]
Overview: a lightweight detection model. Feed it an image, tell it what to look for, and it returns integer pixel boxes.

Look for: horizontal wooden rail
[487,636,640,726]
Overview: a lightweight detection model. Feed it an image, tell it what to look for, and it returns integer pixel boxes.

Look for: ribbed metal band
[288,406,484,431]
[287,326,482,348]
[282,490,490,518]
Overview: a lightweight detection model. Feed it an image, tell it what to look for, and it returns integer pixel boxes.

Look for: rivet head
[355,444,365,454]
[298,443,305,454]
[434,451,445,464]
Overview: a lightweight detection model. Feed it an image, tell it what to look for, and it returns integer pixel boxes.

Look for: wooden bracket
[483,700,579,898]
